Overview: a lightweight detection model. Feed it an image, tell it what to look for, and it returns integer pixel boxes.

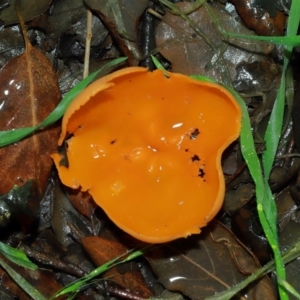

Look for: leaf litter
[0,8,61,229]
[0,1,299,299]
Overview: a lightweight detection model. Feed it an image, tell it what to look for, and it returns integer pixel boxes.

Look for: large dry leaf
[0,0,51,25]
[147,221,276,299]
[0,30,61,199]
[155,3,273,83]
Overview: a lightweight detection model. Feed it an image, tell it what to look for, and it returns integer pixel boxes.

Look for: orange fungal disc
[51,67,242,243]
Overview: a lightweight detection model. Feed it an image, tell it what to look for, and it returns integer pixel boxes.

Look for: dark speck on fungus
[191,154,200,162]
[190,128,200,140]
[198,168,205,178]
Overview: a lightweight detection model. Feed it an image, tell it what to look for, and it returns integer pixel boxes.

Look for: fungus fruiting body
[52,67,241,243]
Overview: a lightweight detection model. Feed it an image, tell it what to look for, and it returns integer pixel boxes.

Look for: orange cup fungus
[52,67,242,243]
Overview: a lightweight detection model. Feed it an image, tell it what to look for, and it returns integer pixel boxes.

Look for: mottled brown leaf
[82,236,153,298]
[146,221,276,300]
[0,0,52,25]
[0,23,61,201]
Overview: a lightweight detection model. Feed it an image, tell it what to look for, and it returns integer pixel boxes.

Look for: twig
[83,9,93,79]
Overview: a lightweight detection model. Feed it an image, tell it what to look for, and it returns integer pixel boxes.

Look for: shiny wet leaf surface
[0,1,298,299]
[147,221,276,300]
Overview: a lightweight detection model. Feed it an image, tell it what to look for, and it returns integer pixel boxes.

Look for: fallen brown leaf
[0,13,61,224]
[67,189,97,220]
[146,221,276,299]
[155,3,273,82]
[82,236,153,298]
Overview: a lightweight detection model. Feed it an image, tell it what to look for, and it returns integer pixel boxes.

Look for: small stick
[83,8,93,79]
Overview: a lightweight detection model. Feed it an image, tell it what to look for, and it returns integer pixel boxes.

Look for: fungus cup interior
[51,67,242,243]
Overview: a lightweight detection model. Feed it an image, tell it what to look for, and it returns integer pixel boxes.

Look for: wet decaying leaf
[274,170,300,300]
[222,60,281,217]
[0,181,38,228]
[47,0,86,38]
[233,60,281,94]
[0,0,52,25]
[227,154,300,263]
[47,0,108,48]
[0,1,294,298]
[279,220,300,300]
[270,159,300,193]
[82,236,153,298]
[67,188,97,220]
[224,182,255,213]
[155,3,274,83]
[51,181,80,247]
[0,17,61,224]
[146,221,276,300]
[231,200,272,264]
[0,26,25,66]
[84,0,148,64]
[277,187,299,231]
[229,0,286,35]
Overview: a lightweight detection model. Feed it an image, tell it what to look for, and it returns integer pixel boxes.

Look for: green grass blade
[278,277,300,300]
[0,242,38,270]
[219,88,276,264]
[191,73,284,300]
[150,55,169,77]
[51,259,120,298]
[260,2,300,298]
[38,57,127,129]
[262,0,300,178]
[0,57,127,148]
[262,80,286,179]
[0,256,46,300]
[222,32,300,46]
[51,246,154,299]
[189,76,288,299]
[156,50,294,299]
[0,127,35,147]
